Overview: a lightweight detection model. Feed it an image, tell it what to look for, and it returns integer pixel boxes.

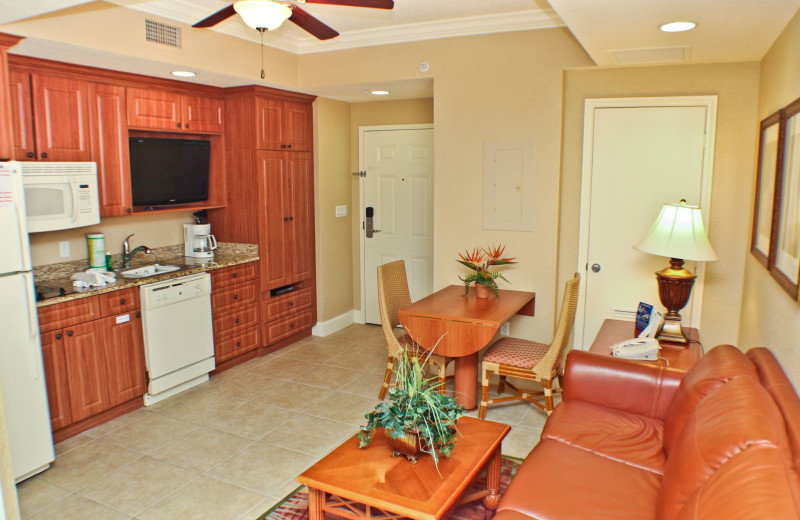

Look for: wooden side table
[588,319,703,370]
[296,416,511,520]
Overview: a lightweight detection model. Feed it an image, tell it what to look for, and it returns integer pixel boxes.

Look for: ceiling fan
[193,0,394,40]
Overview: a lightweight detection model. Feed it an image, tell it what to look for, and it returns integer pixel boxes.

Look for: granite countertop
[33,243,258,307]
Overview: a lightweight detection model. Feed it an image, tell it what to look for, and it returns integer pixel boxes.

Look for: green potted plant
[358,345,465,468]
[457,244,517,298]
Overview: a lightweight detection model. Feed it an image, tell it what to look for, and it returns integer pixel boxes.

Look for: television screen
[129,137,210,207]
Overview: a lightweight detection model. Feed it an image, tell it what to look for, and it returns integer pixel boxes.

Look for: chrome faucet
[122,234,152,268]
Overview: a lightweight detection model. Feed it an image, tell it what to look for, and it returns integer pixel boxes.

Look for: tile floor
[15,324,551,520]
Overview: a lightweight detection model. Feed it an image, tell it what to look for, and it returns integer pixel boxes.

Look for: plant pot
[475,284,491,299]
[385,429,424,463]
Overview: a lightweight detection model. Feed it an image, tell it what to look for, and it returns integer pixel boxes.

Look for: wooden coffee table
[296,416,511,520]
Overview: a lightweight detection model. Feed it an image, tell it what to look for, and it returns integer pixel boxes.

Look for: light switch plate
[499,322,510,336]
[59,241,70,258]
[335,205,348,218]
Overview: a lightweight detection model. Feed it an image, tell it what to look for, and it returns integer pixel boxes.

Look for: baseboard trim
[312,310,356,337]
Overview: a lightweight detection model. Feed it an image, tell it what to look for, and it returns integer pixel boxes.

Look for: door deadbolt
[591,263,601,273]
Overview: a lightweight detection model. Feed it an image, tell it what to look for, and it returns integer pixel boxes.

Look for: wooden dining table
[398,285,535,409]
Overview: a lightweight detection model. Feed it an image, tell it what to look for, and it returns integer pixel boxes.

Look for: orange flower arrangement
[456,244,516,297]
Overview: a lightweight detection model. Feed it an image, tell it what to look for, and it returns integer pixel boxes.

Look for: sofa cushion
[498,439,661,520]
[542,400,666,474]
[659,376,795,520]
[673,446,800,520]
[663,345,757,453]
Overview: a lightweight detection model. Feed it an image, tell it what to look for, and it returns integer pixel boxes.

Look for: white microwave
[16,162,101,233]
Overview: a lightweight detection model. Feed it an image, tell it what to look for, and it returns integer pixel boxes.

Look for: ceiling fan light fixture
[659,21,696,33]
[234,0,292,31]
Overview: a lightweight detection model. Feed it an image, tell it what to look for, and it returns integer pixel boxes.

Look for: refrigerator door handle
[22,272,42,380]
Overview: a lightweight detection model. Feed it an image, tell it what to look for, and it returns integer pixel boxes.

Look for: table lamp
[634,201,717,343]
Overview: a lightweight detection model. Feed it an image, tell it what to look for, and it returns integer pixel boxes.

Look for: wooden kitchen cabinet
[259,151,314,289]
[127,87,224,133]
[7,68,33,160]
[89,82,133,217]
[0,34,23,161]
[31,73,93,161]
[210,263,260,367]
[255,96,311,151]
[37,288,147,441]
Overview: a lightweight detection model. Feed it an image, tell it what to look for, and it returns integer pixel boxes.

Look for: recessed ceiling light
[659,21,696,33]
[171,70,197,77]
[371,90,390,96]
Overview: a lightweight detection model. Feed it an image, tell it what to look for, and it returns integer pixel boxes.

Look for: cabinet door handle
[290,323,295,328]
[281,144,287,149]
[41,152,48,158]
[67,330,73,337]
[26,152,34,158]
[283,217,288,222]
[288,301,294,307]
[120,298,125,305]
[176,123,181,128]
[235,318,240,324]
[136,312,141,318]
[233,294,238,300]
[56,333,62,339]
[232,273,238,278]
[236,341,241,347]
[126,208,132,213]
[185,123,189,129]
[287,144,292,149]
[289,217,293,221]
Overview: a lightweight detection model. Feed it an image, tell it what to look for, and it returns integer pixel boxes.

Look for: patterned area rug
[257,457,520,520]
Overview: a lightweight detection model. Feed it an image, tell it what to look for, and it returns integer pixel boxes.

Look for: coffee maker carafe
[184,224,218,259]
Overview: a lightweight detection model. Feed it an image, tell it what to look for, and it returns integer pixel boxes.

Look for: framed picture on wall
[770,98,800,299]
[750,110,783,267]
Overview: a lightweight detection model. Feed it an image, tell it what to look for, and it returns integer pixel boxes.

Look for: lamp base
[654,258,696,346]
[656,314,689,344]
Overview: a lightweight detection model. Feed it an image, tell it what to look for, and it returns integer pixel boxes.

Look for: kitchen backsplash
[29,211,195,267]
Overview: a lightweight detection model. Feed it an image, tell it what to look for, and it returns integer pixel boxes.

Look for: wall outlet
[500,321,510,336]
[335,205,348,218]
[59,241,70,258]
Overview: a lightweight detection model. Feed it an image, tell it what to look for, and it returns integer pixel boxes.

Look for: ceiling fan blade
[193,4,237,28]
[303,0,394,9]
[289,6,340,40]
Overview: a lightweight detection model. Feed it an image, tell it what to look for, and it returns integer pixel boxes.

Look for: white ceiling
[2,0,800,101]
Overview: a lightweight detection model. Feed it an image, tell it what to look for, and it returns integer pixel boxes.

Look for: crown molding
[108,1,563,55]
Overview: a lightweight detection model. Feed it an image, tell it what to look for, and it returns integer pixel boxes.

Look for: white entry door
[362,126,434,325]
[576,98,716,348]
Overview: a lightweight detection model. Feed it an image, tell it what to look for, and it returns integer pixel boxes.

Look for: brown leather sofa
[494,345,800,519]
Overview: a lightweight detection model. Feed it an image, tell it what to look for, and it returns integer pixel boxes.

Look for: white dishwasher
[140,272,215,406]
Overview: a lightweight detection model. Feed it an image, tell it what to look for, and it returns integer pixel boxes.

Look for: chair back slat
[377,260,412,358]
[532,272,581,379]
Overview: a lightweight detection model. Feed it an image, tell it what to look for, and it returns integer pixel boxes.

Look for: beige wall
[348,98,434,312]
[301,29,593,339]
[313,97,354,321]
[560,63,760,350]
[29,212,193,266]
[738,8,800,388]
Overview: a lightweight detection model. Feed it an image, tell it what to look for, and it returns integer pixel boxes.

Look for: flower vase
[475,284,491,299]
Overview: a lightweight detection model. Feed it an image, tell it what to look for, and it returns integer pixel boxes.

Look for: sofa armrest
[562,350,686,419]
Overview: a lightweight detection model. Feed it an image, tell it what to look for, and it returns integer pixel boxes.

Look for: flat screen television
[129,137,211,207]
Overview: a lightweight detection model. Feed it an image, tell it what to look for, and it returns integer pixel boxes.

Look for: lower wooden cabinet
[211,264,260,365]
[37,288,146,437]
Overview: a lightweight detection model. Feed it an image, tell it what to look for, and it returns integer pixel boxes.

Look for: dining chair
[377,260,452,399]
[478,272,581,418]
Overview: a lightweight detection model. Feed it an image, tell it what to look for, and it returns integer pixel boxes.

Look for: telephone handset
[612,337,660,360]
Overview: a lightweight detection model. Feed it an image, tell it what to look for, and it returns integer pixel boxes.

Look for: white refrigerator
[0,162,54,481]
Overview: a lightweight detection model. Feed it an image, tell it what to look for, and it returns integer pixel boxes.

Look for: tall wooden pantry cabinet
[209,86,316,365]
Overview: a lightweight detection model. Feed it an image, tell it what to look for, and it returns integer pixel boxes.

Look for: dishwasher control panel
[140,273,212,309]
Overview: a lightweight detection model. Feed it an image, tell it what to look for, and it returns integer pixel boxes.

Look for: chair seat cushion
[542,400,666,474]
[498,439,660,520]
[483,337,549,369]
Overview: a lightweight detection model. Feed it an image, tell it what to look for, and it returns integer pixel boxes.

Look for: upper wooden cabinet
[9,72,93,161]
[0,34,23,162]
[127,87,224,133]
[89,83,132,217]
[256,96,311,151]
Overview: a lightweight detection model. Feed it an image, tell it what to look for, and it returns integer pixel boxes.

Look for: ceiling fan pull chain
[259,27,266,79]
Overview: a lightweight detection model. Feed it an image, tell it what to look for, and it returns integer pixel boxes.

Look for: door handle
[366,206,376,238]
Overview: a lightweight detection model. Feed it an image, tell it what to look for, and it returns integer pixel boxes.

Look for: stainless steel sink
[120,264,181,278]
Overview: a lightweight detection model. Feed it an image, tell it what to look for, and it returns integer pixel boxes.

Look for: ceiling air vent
[145,19,181,48]
[610,46,689,65]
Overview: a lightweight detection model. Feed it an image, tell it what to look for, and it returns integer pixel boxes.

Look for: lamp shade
[634,202,718,262]
[234,0,292,31]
